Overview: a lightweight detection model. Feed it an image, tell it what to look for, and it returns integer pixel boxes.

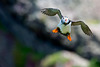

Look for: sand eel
[41,8,93,41]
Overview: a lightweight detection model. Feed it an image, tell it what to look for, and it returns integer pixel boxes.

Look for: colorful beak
[65,19,67,21]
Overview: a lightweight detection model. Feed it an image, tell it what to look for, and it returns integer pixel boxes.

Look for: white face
[61,16,69,24]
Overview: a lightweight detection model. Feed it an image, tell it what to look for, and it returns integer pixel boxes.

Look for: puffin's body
[57,18,72,34]
[41,8,93,41]
[52,16,72,41]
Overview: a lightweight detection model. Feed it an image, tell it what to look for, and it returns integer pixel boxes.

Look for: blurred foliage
[13,41,45,67]
[41,51,69,67]
[89,58,100,67]
[73,66,80,67]
[0,21,8,32]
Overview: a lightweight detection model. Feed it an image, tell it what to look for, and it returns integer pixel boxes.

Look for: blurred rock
[0,0,100,67]
[35,0,100,60]
[0,30,15,67]
[41,51,89,67]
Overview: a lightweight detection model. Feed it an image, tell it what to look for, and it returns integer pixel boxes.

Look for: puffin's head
[61,16,69,24]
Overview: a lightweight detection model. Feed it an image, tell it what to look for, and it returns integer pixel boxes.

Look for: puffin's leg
[67,33,72,41]
[52,27,59,33]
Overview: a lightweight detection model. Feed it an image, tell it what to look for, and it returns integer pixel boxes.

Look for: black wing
[41,8,63,19]
[71,21,93,36]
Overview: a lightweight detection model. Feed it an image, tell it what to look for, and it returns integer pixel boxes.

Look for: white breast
[57,21,72,34]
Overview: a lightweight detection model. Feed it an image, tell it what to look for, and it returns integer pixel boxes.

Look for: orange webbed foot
[52,28,58,33]
[67,34,72,41]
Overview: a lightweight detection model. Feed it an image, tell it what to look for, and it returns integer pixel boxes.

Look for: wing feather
[71,21,93,36]
[41,8,63,19]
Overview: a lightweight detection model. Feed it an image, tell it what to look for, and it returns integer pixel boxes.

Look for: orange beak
[65,19,67,22]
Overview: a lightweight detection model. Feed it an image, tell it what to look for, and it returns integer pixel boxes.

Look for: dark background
[0,0,100,67]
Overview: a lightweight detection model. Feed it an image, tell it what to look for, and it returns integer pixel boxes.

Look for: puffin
[41,8,93,41]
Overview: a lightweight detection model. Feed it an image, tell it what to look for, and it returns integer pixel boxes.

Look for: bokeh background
[0,0,100,67]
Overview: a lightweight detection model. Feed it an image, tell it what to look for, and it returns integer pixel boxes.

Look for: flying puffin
[41,8,93,41]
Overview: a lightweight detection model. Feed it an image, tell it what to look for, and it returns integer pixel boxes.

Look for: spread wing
[71,21,93,36]
[41,8,63,19]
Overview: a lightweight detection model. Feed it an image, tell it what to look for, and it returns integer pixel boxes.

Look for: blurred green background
[0,0,100,67]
